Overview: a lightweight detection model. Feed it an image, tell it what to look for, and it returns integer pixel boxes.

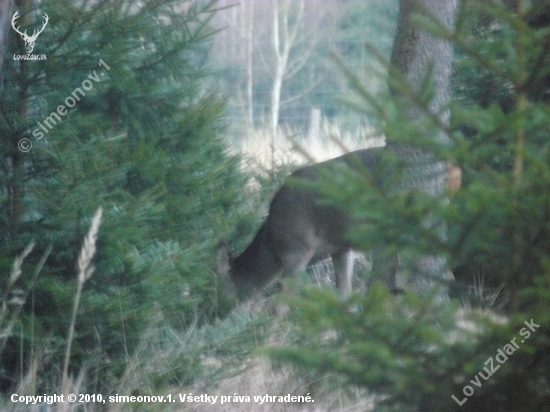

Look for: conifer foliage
[1,0,245,391]
[268,1,550,411]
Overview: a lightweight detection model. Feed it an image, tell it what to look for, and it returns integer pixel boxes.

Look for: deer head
[12,11,49,54]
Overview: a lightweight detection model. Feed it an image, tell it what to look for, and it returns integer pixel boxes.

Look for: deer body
[218,148,383,301]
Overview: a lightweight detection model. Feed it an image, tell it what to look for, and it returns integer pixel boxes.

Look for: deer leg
[276,248,315,316]
[332,250,354,297]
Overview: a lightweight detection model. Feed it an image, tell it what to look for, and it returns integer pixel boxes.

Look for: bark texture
[376,0,457,298]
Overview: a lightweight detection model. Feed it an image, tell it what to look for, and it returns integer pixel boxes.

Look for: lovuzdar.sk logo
[12,10,48,60]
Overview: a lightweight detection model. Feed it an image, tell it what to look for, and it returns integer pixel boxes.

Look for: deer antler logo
[11,11,49,54]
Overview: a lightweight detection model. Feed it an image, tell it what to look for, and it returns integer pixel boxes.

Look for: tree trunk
[270,0,288,170]
[376,0,456,299]
[270,0,305,171]
[390,0,455,133]
[245,0,254,128]
[0,0,14,93]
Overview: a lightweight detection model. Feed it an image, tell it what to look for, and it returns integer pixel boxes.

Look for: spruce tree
[1,0,246,392]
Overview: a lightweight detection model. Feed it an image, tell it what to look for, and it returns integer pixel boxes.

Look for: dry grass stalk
[8,241,35,289]
[77,207,103,283]
[1,242,35,346]
[61,207,103,404]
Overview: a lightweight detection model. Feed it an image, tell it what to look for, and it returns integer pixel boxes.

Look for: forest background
[1,0,549,411]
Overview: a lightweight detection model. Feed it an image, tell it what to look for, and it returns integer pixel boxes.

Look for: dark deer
[217,148,385,303]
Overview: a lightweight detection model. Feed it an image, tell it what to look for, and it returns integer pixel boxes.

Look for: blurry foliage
[268,1,550,411]
[0,0,253,393]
